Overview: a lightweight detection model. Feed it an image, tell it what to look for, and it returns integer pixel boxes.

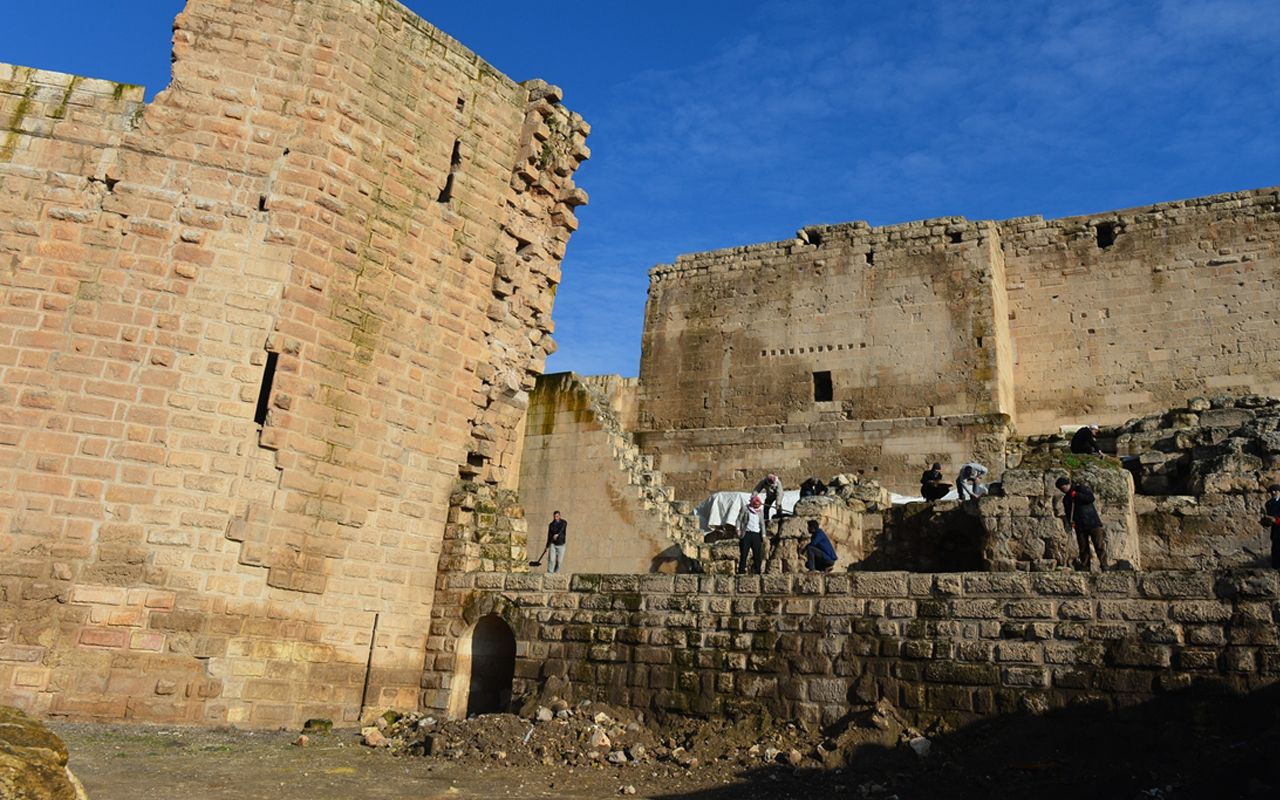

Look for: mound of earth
[368,697,927,779]
[0,705,87,800]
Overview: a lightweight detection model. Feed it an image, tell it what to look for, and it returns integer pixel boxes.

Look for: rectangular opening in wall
[254,351,279,426]
[813,370,833,402]
[865,249,875,266]
[1095,222,1117,249]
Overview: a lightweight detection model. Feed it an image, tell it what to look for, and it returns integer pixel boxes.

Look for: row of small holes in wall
[760,343,866,357]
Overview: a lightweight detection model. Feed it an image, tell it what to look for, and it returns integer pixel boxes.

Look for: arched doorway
[463,614,516,716]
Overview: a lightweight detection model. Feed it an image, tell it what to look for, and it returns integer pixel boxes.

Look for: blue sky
[3,1,1277,377]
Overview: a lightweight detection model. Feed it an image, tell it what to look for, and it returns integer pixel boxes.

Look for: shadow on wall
[648,682,1280,800]
[650,544,695,574]
[460,614,516,717]
[856,502,985,572]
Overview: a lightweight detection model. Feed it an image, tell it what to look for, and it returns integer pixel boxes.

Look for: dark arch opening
[465,614,516,716]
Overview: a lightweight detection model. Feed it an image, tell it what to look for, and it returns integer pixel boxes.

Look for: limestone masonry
[0,0,588,727]
[519,188,1280,571]
[634,188,1280,496]
[429,569,1280,731]
[3,0,1280,742]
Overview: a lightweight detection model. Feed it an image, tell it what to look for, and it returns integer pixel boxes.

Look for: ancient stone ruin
[1,0,1279,764]
[0,0,587,728]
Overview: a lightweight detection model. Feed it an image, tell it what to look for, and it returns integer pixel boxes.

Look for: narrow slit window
[813,370,833,402]
[865,249,875,266]
[438,139,462,203]
[254,351,279,426]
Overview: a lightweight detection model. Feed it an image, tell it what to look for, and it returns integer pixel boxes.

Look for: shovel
[529,545,548,567]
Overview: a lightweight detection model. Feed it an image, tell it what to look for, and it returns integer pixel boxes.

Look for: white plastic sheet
[693,490,800,531]
[693,488,959,531]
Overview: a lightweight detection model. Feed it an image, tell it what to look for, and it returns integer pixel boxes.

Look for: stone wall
[981,462,1141,572]
[634,415,1010,502]
[635,217,1013,496]
[518,373,698,574]
[1003,189,1280,430]
[631,187,1280,498]
[426,570,1280,731]
[0,0,586,728]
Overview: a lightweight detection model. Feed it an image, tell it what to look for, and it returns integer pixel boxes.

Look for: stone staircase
[573,375,707,566]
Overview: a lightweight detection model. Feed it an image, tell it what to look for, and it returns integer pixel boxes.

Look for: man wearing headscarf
[736,494,766,575]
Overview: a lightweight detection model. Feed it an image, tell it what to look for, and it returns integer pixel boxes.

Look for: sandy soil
[51,722,764,800]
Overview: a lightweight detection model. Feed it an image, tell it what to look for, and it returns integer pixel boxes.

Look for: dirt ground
[52,720,775,800]
[52,683,1280,800]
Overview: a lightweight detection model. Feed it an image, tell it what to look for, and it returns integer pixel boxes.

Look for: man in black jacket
[1264,484,1280,569]
[1070,424,1102,455]
[1056,477,1107,571]
[545,511,567,574]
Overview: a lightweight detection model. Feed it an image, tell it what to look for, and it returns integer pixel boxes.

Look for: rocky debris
[1016,395,1280,569]
[360,727,389,748]
[369,696,928,778]
[291,734,309,748]
[588,726,611,752]
[1017,395,1280,496]
[827,473,892,511]
[0,705,87,800]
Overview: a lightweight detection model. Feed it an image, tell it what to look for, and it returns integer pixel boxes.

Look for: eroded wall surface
[518,373,692,574]
[1003,190,1280,430]
[0,0,586,727]
[636,218,1013,495]
[634,188,1280,499]
[427,570,1280,729]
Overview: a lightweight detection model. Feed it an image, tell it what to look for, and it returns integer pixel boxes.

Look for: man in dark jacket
[920,462,950,501]
[804,519,837,572]
[1070,424,1102,455]
[1264,484,1280,569]
[545,510,567,574]
[1056,477,1107,570]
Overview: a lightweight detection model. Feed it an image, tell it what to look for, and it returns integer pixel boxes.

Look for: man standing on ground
[545,510,567,574]
[803,519,837,572]
[1263,484,1280,569]
[737,494,766,575]
[1056,477,1107,571]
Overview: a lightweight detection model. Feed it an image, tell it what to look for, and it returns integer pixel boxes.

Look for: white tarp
[693,490,801,531]
[889,489,960,504]
[694,488,960,531]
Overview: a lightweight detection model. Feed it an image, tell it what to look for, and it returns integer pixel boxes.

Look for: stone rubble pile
[360,697,928,776]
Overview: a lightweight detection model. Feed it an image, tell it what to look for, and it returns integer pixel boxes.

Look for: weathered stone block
[1138,572,1214,598]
